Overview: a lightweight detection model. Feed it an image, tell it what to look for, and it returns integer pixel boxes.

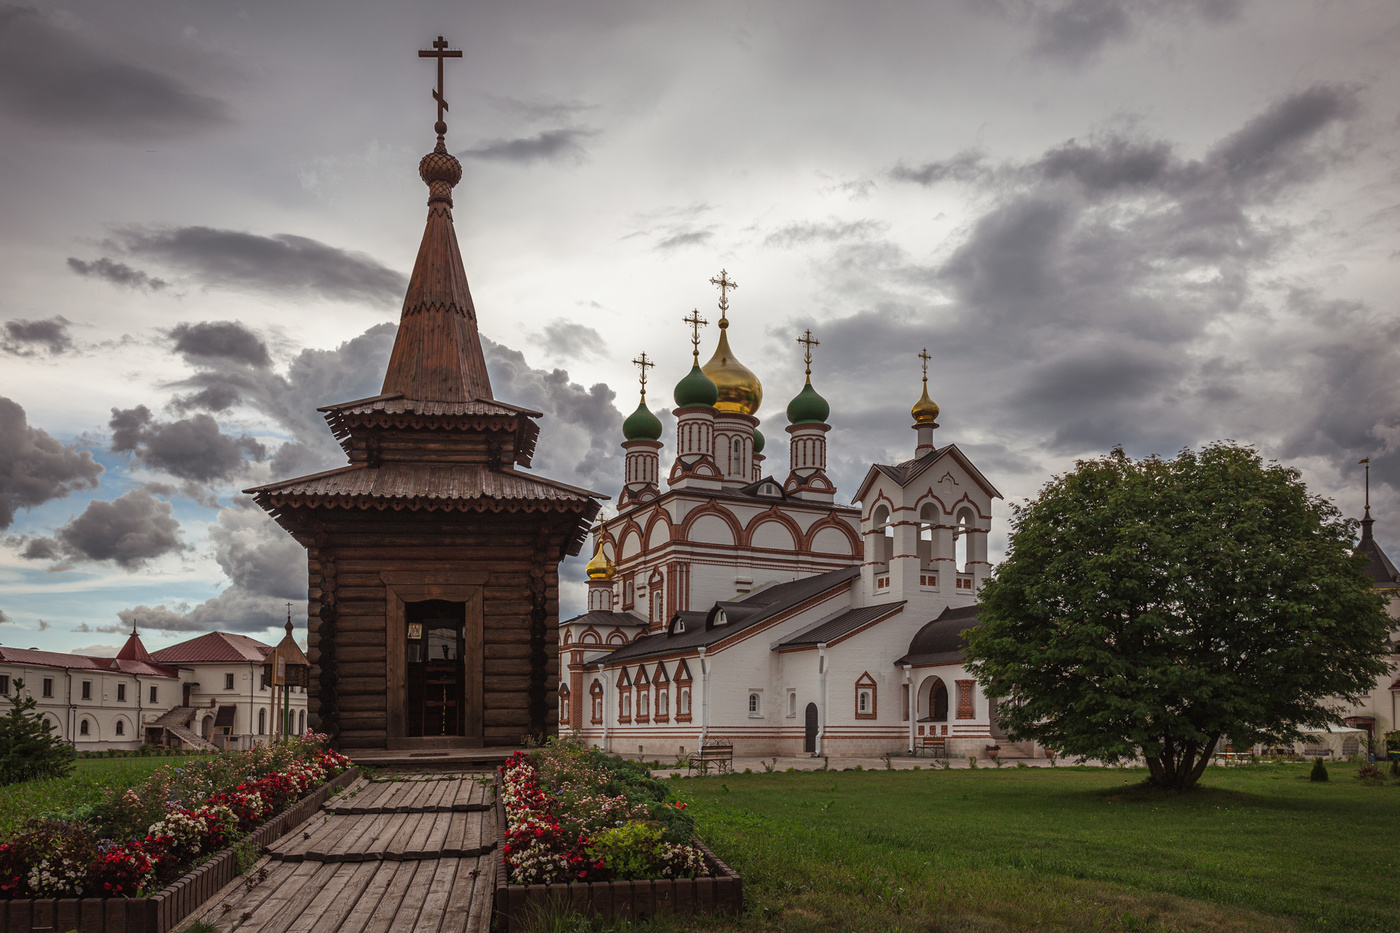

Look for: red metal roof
[149,632,272,664]
[116,631,152,663]
[0,646,178,679]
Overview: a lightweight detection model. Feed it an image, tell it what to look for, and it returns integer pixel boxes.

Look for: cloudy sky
[2,0,1398,655]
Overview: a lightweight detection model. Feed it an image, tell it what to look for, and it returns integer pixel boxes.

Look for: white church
[558,272,1023,760]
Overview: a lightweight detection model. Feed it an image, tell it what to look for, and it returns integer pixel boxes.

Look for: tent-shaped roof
[1359,511,1399,588]
[895,604,981,666]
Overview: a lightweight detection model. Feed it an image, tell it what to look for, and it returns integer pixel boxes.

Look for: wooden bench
[688,740,734,775]
[914,735,948,758]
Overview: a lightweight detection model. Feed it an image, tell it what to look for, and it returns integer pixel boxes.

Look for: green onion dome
[786,381,830,425]
[673,364,719,408]
[622,399,663,441]
[752,427,766,454]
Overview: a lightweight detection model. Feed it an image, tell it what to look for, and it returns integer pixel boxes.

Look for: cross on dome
[919,347,931,383]
[632,351,655,401]
[683,309,708,363]
[709,269,737,326]
[418,35,463,138]
[798,328,820,379]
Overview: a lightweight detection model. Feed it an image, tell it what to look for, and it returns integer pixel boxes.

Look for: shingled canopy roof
[895,604,981,666]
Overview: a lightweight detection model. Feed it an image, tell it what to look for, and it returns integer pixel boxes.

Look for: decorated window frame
[855,671,878,720]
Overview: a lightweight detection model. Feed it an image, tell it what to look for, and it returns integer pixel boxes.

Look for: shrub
[1356,762,1383,784]
[1390,759,1400,779]
[1310,757,1329,782]
[587,821,705,882]
[0,681,74,786]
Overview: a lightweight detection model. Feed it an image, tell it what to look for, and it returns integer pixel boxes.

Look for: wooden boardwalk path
[187,773,497,933]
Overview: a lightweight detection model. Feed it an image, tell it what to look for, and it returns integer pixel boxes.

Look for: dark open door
[804,702,818,753]
[405,599,467,737]
[182,683,192,707]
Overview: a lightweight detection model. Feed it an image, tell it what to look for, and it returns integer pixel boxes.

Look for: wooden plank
[421,803,452,855]
[383,812,426,857]
[358,861,419,933]
[325,814,382,862]
[412,857,460,932]
[360,811,399,861]
[292,813,361,862]
[403,809,437,859]
[228,860,325,933]
[302,861,382,933]
[392,859,439,933]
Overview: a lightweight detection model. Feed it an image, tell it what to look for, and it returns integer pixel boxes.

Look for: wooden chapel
[247,39,604,750]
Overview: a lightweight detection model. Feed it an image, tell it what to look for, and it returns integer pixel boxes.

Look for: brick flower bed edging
[0,766,360,933]
[492,772,743,932]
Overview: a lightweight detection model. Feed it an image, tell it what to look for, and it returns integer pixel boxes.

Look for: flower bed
[494,741,741,930]
[0,734,354,933]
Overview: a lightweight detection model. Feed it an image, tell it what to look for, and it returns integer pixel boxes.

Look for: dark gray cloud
[109,406,265,482]
[67,257,168,291]
[53,489,184,568]
[19,536,58,560]
[765,219,886,249]
[0,396,103,529]
[110,227,406,305]
[483,337,623,492]
[170,384,243,413]
[536,319,606,360]
[803,84,1371,491]
[0,5,229,141]
[2,316,73,355]
[168,321,270,368]
[114,496,306,635]
[460,127,597,165]
[1018,0,1243,65]
[656,229,712,252]
[0,609,9,624]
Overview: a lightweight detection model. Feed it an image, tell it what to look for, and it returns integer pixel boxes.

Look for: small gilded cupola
[911,347,940,457]
[783,329,836,503]
[700,270,762,487]
[620,352,663,506]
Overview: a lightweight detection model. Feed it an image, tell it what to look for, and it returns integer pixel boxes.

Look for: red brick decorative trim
[854,671,878,720]
[956,679,975,720]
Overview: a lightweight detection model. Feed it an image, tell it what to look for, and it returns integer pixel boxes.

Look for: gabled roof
[1359,512,1400,588]
[150,632,272,664]
[0,646,177,679]
[852,443,1003,505]
[775,601,906,650]
[560,610,645,630]
[894,604,981,666]
[596,567,861,665]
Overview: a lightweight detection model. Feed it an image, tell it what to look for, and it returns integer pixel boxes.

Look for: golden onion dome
[701,324,763,415]
[911,381,940,426]
[584,540,615,581]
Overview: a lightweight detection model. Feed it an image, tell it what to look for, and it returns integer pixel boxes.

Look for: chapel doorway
[804,702,818,753]
[405,599,467,737]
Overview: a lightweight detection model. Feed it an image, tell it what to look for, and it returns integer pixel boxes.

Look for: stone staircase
[150,706,217,750]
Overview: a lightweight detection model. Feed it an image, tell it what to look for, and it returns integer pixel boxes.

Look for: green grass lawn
[0,755,202,838]
[529,762,1400,933]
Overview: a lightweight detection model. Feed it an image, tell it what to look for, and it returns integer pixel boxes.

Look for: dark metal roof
[853,443,1003,505]
[246,463,604,509]
[776,601,906,649]
[560,610,645,629]
[1359,513,1400,587]
[894,604,981,666]
[318,394,541,419]
[596,567,861,665]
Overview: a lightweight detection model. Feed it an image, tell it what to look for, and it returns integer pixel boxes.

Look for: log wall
[299,511,570,749]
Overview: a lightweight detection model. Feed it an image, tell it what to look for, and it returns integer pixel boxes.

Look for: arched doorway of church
[918,676,949,724]
[804,702,818,753]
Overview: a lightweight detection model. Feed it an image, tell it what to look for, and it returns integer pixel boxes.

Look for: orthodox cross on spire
[797,328,819,380]
[1361,457,1372,512]
[919,347,931,384]
[632,351,655,401]
[709,269,737,325]
[683,309,708,362]
[418,35,463,138]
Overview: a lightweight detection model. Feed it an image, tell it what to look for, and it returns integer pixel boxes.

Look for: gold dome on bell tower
[911,347,940,426]
[699,269,763,415]
[585,537,615,581]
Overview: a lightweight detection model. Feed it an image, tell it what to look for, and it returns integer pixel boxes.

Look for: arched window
[955,509,971,573]
[590,680,604,724]
[919,503,937,575]
[747,692,761,716]
[79,719,90,736]
[732,437,743,471]
[298,710,306,733]
[258,708,267,735]
[657,687,668,717]
[558,684,571,725]
[115,720,125,736]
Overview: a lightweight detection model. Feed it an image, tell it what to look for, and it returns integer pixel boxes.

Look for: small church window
[117,683,126,702]
[115,720,125,736]
[258,708,267,735]
[638,690,650,720]
[679,687,691,717]
[855,673,877,719]
[79,719,90,736]
[619,692,631,721]
[657,688,668,717]
[747,692,761,717]
[787,691,797,717]
[150,685,158,704]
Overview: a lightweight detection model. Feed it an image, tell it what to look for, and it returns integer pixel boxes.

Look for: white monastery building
[0,625,309,752]
[559,273,1016,760]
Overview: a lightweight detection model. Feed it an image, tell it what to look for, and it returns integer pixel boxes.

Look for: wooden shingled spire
[380,42,493,403]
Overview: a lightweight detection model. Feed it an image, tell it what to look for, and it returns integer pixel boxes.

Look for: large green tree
[966,442,1392,790]
[0,679,74,785]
